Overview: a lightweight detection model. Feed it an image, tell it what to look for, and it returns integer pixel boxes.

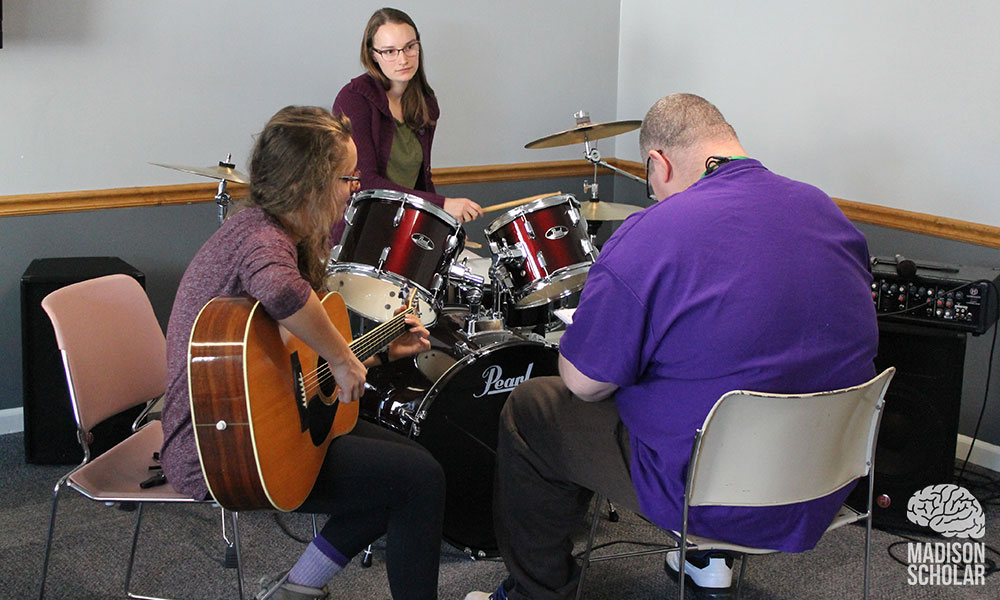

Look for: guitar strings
[299,309,410,391]
[300,289,419,394]
[297,307,414,396]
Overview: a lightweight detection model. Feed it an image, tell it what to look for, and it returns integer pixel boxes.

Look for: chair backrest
[41,274,167,435]
[687,368,895,508]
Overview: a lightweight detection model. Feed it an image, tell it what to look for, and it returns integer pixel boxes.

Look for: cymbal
[151,162,250,185]
[525,119,641,149]
[579,200,644,222]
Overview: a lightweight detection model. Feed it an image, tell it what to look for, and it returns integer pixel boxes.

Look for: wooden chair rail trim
[2,160,998,248]
[0,183,250,217]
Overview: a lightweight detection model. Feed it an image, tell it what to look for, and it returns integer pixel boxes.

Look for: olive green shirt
[385,120,422,189]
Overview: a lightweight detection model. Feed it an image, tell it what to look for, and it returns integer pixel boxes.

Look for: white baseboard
[0,408,23,435]
[956,434,1000,474]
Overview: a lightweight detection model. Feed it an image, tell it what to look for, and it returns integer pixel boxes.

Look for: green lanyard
[701,156,749,178]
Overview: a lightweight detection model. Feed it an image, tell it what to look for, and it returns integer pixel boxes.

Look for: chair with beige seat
[576,367,896,600]
[37,273,249,599]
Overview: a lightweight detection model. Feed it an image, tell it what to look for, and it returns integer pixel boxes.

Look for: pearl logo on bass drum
[475,363,536,397]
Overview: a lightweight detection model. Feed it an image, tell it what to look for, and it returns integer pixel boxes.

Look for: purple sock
[287,536,349,589]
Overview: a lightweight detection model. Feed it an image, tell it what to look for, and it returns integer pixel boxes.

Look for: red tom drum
[484,194,597,308]
[326,189,464,324]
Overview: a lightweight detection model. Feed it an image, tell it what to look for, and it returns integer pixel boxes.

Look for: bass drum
[361,324,559,557]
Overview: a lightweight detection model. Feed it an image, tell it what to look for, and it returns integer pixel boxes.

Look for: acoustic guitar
[188,290,417,511]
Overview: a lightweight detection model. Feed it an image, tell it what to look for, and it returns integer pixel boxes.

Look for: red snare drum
[326,189,464,323]
[484,194,597,308]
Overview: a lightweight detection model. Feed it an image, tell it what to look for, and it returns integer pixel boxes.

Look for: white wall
[615,0,1000,227]
[0,0,620,195]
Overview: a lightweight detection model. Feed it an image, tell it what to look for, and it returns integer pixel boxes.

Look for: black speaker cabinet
[21,257,146,464]
[848,321,965,530]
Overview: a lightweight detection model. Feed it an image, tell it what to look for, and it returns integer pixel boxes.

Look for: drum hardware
[488,240,526,265]
[344,202,358,226]
[150,155,250,226]
[525,111,646,242]
[521,216,535,239]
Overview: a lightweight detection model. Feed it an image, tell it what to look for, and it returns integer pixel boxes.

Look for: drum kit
[154,111,644,558]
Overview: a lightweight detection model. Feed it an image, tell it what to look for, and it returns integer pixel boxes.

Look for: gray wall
[0,0,621,195]
[616,0,1000,227]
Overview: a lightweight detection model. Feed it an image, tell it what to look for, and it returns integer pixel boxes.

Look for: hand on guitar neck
[383,307,431,363]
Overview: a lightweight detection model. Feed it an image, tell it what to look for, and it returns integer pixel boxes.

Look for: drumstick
[465,240,483,249]
[480,191,562,216]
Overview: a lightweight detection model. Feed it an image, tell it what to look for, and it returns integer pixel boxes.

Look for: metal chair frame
[577,368,896,600]
[37,274,248,599]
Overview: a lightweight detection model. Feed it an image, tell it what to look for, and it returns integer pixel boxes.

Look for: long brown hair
[360,7,436,130]
[246,106,353,290]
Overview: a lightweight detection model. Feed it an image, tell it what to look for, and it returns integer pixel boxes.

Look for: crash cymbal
[525,119,641,150]
[578,200,644,222]
[151,161,250,185]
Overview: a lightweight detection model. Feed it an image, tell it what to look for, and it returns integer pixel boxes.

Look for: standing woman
[159,106,444,600]
[332,7,482,243]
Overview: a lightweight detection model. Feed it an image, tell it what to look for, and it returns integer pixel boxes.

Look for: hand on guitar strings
[329,353,367,404]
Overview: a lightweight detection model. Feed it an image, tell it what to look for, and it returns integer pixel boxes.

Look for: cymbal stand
[215,154,236,226]
[582,143,647,189]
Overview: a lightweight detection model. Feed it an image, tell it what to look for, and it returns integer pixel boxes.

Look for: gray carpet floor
[3,431,1000,599]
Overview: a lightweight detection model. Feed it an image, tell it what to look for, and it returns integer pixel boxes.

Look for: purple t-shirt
[159,207,312,500]
[560,159,878,552]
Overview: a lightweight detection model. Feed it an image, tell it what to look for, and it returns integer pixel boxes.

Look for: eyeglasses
[372,40,421,61]
[645,150,665,201]
[338,169,360,184]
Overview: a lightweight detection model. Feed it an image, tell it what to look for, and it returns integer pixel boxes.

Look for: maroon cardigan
[331,74,444,242]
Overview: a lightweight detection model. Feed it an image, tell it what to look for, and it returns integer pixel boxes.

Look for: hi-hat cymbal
[525,119,642,149]
[579,200,644,222]
[151,162,250,185]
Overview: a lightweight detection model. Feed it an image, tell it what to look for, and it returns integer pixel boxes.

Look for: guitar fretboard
[349,306,414,362]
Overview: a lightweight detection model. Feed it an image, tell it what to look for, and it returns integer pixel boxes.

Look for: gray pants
[494,376,641,600]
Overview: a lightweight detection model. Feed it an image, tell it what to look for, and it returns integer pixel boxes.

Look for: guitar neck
[349,307,413,362]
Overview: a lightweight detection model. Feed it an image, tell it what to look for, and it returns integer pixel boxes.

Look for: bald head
[639,93,739,157]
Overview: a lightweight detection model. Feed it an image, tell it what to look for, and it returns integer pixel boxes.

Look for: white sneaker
[665,551,734,590]
[464,583,507,600]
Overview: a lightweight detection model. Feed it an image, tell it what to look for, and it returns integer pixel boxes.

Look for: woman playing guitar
[159,106,440,600]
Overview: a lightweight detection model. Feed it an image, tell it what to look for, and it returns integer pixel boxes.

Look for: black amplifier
[870,256,1000,335]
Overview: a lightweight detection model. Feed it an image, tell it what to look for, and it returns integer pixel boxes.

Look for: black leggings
[296,419,445,600]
